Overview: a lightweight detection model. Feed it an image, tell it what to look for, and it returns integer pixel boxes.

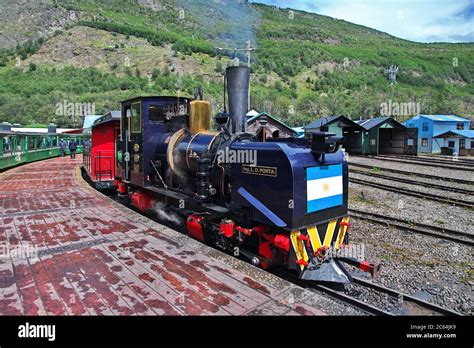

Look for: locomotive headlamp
[309,131,345,162]
[133,143,140,152]
[134,154,140,163]
[325,135,345,153]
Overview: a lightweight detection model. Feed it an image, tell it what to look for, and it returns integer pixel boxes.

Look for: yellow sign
[242,165,277,177]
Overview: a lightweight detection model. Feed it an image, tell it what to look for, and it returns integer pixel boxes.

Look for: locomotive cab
[116,96,191,188]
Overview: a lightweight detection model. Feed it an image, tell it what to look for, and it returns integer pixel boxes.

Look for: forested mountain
[0,0,472,127]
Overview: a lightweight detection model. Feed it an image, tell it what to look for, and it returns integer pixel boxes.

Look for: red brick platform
[0,156,357,315]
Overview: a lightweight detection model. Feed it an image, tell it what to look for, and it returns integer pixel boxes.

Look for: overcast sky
[252,0,474,43]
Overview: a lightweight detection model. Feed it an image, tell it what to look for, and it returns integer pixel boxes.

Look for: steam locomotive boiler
[113,66,379,283]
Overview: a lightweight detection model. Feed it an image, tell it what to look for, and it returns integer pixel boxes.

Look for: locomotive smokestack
[226,66,250,134]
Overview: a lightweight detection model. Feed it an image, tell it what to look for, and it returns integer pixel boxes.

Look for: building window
[460,138,465,149]
[421,138,428,147]
[471,141,474,148]
[448,141,455,148]
[457,123,464,130]
[422,123,429,132]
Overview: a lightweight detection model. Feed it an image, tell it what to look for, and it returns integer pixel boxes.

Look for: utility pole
[384,65,399,84]
[215,41,256,111]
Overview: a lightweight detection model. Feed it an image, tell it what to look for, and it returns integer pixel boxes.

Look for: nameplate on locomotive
[242,165,277,177]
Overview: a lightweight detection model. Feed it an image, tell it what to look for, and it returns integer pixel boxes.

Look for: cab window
[149,105,166,122]
[130,102,141,133]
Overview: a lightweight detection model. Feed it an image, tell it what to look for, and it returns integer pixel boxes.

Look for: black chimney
[226,66,250,134]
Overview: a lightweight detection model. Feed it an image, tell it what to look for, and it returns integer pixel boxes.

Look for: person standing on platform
[68,139,77,159]
[59,139,67,157]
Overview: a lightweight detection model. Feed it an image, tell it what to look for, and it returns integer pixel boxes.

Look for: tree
[325,91,346,115]
[151,68,160,79]
[274,81,283,92]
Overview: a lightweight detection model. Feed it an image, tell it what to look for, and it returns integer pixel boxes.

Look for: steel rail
[375,154,474,167]
[352,277,462,316]
[349,177,474,208]
[361,155,473,171]
[351,169,474,195]
[349,209,474,246]
[349,162,474,185]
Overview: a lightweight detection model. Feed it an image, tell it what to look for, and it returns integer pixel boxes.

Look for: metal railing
[95,150,114,181]
[83,148,114,181]
[0,134,86,171]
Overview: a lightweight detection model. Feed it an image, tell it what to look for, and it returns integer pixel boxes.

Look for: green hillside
[0,0,472,127]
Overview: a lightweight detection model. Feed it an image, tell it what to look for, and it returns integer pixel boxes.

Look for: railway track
[361,155,473,171]
[351,169,474,195]
[349,177,474,208]
[376,154,474,167]
[271,269,391,315]
[274,269,461,316]
[419,154,474,163]
[308,282,392,315]
[351,277,461,316]
[349,162,474,185]
[349,208,474,246]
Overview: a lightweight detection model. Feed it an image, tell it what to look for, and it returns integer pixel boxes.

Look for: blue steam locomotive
[112,66,379,283]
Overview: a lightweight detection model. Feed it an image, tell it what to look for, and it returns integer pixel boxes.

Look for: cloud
[454,2,474,20]
[252,0,474,43]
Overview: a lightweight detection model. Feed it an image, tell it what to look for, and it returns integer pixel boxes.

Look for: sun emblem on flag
[323,183,330,192]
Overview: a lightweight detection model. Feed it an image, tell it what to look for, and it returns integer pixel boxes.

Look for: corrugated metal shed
[356,117,405,130]
[305,116,365,154]
[305,116,340,130]
[418,115,469,122]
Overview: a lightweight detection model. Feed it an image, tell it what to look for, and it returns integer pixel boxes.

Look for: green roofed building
[355,117,418,156]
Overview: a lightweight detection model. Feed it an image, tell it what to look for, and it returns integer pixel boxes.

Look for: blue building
[404,115,471,154]
[434,130,474,156]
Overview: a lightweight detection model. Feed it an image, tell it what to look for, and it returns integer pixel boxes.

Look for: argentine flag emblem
[307,164,343,213]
